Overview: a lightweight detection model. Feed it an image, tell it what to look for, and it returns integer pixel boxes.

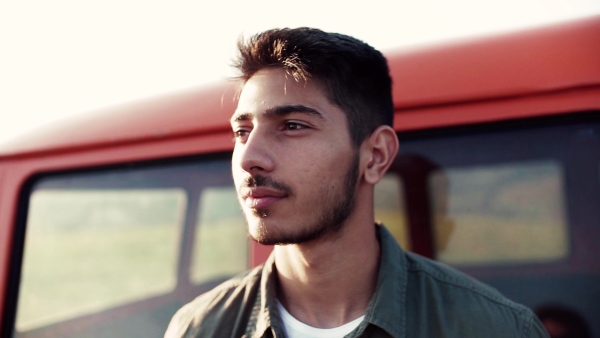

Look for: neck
[274,205,380,329]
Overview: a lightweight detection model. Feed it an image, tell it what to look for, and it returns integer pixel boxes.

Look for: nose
[233,129,275,174]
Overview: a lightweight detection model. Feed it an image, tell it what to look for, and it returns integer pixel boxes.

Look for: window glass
[430,160,569,265]
[17,188,185,332]
[14,158,247,337]
[374,174,410,250]
[190,188,248,283]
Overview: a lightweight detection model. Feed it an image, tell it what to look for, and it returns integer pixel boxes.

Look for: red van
[2,15,599,337]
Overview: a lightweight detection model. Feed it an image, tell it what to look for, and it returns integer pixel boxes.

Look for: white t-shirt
[277,300,365,338]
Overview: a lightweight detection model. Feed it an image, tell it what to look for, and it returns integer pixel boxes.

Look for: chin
[246,218,271,243]
[246,219,287,246]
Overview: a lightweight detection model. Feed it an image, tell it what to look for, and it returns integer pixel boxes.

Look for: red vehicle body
[1,15,599,337]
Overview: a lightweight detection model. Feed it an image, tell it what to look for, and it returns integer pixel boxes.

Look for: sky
[1,0,599,145]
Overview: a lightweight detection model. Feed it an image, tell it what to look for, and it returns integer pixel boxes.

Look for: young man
[165,28,548,338]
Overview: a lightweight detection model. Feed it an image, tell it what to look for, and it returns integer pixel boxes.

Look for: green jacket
[165,226,549,338]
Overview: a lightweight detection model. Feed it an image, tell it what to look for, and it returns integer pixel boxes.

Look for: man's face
[231,68,360,245]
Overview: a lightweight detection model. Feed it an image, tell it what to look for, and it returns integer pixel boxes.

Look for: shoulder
[403,252,548,337]
[404,250,509,303]
[164,265,263,338]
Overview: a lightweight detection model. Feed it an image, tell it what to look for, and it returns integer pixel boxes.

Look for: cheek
[232,169,242,188]
[231,145,242,166]
[295,146,352,186]
[231,147,244,181]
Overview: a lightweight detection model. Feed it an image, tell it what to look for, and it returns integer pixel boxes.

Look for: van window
[190,187,247,284]
[13,158,248,337]
[17,188,185,332]
[383,115,600,338]
[430,160,569,265]
[374,174,410,250]
[391,117,600,268]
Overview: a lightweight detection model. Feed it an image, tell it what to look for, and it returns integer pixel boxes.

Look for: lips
[242,187,287,209]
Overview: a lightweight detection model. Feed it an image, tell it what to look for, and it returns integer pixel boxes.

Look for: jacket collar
[249,225,407,338]
[363,225,407,338]
[247,252,281,338]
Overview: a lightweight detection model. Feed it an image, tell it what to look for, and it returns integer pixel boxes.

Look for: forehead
[234,68,336,118]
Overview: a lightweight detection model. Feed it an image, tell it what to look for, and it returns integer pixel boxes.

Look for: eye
[284,122,308,131]
[232,128,251,142]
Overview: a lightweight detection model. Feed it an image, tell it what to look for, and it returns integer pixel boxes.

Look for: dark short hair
[233,27,394,147]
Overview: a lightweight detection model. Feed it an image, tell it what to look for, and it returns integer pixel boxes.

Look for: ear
[361,125,399,185]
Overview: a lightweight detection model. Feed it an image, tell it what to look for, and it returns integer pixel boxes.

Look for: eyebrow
[231,104,324,122]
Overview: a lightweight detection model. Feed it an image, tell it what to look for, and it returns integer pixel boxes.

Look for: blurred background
[1,0,599,145]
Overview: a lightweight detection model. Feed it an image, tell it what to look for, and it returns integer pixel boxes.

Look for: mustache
[243,175,294,196]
